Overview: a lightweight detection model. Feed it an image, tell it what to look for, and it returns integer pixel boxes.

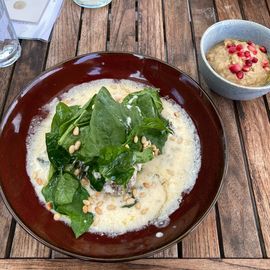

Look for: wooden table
[0,0,269,269]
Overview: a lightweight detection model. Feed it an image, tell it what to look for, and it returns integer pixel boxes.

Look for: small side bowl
[200,19,270,100]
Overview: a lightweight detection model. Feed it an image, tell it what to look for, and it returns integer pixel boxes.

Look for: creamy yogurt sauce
[26,79,201,236]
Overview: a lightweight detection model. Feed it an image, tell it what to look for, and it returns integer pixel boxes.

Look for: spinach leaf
[54,172,79,205]
[46,132,71,169]
[56,186,94,238]
[42,172,59,205]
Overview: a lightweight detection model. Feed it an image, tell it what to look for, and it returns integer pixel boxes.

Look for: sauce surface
[26,79,201,236]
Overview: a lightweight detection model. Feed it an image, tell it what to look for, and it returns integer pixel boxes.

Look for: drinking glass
[0,0,21,68]
[73,0,112,8]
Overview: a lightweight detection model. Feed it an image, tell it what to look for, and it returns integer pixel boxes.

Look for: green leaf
[56,186,94,238]
[54,172,79,205]
[42,172,59,205]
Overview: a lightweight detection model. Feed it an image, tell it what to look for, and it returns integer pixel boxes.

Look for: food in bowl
[206,39,270,86]
[26,79,201,238]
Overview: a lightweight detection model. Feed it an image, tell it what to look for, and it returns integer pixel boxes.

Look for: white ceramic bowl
[200,19,270,100]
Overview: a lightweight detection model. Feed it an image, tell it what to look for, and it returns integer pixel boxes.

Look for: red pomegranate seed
[236,44,243,51]
[247,40,254,46]
[244,51,251,58]
[245,59,253,67]
[259,46,267,53]
[252,57,258,63]
[226,44,232,48]
[242,66,250,72]
[228,46,237,53]
[237,51,244,57]
[229,64,242,73]
[262,59,269,68]
[236,71,244,79]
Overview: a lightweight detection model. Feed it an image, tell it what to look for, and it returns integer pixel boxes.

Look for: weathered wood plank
[213,0,262,258]
[109,0,136,51]
[138,0,176,257]
[1,259,270,270]
[236,0,270,257]
[78,5,108,54]
[0,66,13,112]
[46,0,81,69]
[10,225,50,258]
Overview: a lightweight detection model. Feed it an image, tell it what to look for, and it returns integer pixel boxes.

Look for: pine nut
[97,201,103,207]
[125,144,130,149]
[134,135,138,143]
[139,192,146,198]
[126,198,135,205]
[132,188,137,197]
[135,202,141,209]
[123,194,130,201]
[72,126,79,136]
[53,213,61,220]
[46,202,52,210]
[83,200,90,206]
[141,136,147,144]
[95,207,102,215]
[141,208,148,215]
[36,178,43,185]
[143,182,151,188]
[82,205,88,214]
[80,178,89,187]
[174,112,180,117]
[69,145,75,154]
[74,168,80,176]
[74,140,81,151]
[107,204,116,210]
[95,192,101,197]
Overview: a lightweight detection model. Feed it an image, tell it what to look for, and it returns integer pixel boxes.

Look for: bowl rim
[0,51,228,262]
[200,19,270,91]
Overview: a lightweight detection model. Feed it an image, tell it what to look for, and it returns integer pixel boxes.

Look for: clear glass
[0,0,21,68]
[73,0,112,8]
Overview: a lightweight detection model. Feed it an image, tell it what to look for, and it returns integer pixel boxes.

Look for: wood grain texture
[78,6,108,54]
[109,0,136,51]
[46,0,81,69]
[1,259,270,269]
[0,66,13,113]
[237,0,270,257]
[214,0,262,257]
[0,195,12,258]
[163,0,197,80]
[10,225,50,258]
[4,40,48,110]
[138,0,165,60]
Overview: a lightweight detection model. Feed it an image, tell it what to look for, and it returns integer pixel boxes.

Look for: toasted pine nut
[80,178,89,187]
[143,182,151,188]
[36,178,43,185]
[169,135,176,141]
[53,213,61,220]
[141,136,147,144]
[123,194,130,201]
[95,207,102,215]
[95,192,101,197]
[82,205,88,213]
[139,192,146,198]
[107,204,116,210]
[125,144,130,149]
[74,140,81,151]
[174,112,180,117]
[83,199,90,206]
[32,171,38,179]
[74,168,80,176]
[135,202,141,209]
[134,135,138,143]
[73,126,79,136]
[152,144,157,151]
[141,208,148,215]
[132,188,137,197]
[126,198,135,205]
[97,201,103,207]
[69,145,75,154]
[46,202,52,210]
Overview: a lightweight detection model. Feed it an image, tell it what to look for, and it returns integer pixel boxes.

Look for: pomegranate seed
[245,59,253,67]
[259,46,267,53]
[236,71,244,79]
[244,51,251,58]
[252,57,258,63]
[228,46,237,53]
[236,44,243,51]
[253,50,258,55]
[226,44,232,48]
[229,64,242,73]
[248,45,256,52]
[242,65,250,72]
[247,40,254,46]
[237,51,244,57]
[262,59,269,68]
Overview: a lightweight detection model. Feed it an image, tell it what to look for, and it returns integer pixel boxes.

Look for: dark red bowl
[0,52,227,261]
